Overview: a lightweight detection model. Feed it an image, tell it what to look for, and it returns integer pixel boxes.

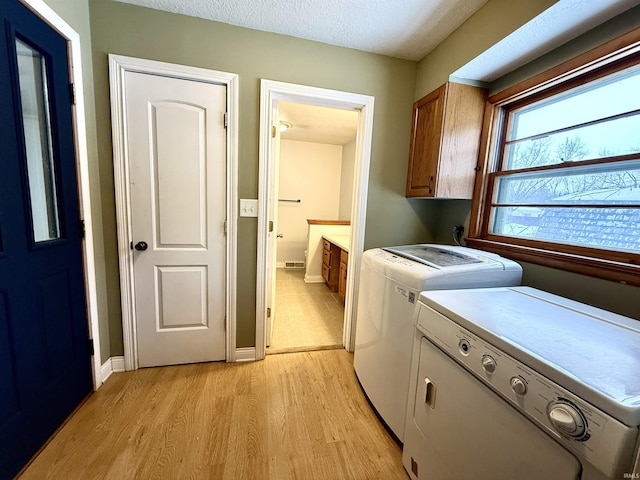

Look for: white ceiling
[114,0,640,144]
[453,0,640,82]
[114,0,490,144]
[115,0,489,62]
[278,101,358,145]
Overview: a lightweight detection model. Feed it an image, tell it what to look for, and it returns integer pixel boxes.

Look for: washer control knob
[510,376,527,395]
[548,401,587,438]
[481,355,497,374]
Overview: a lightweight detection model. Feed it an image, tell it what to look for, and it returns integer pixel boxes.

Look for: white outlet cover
[240,199,258,217]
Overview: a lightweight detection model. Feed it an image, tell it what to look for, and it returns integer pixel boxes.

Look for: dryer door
[405,336,581,480]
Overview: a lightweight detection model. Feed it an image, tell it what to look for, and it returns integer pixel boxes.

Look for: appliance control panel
[415,302,638,479]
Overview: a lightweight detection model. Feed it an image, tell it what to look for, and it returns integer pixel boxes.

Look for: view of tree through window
[490,62,640,253]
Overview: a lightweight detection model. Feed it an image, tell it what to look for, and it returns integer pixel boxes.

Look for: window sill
[465,238,640,287]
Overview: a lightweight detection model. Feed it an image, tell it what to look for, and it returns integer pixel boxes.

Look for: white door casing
[110,55,239,369]
[265,103,281,347]
[256,80,375,360]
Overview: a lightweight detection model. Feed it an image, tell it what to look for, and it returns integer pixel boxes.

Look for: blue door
[0,1,93,478]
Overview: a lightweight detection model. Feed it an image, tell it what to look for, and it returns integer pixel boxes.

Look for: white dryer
[403,287,640,480]
[353,244,521,442]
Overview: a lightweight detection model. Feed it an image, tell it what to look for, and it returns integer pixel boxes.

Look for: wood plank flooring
[18,350,407,480]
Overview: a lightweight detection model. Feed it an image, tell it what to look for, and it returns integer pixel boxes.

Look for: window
[468,30,640,285]
[16,38,60,242]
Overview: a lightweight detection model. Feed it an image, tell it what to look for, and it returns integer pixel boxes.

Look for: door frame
[256,80,375,360]
[109,55,239,370]
[20,0,102,388]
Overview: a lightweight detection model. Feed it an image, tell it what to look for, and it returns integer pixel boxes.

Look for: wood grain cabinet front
[338,250,348,304]
[405,82,487,199]
[322,239,340,291]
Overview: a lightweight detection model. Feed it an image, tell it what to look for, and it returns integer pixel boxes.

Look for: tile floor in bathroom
[267,268,344,354]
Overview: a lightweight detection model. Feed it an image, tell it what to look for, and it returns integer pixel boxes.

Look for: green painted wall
[419,4,640,320]
[41,0,113,361]
[43,0,640,359]
[491,3,640,94]
[88,0,439,353]
[415,0,559,99]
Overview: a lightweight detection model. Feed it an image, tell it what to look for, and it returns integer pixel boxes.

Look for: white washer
[353,244,522,442]
[403,287,640,480]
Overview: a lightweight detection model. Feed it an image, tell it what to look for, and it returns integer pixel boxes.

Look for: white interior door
[265,103,281,347]
[124,71,227,367]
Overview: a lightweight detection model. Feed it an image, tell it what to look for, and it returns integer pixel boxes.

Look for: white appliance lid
[419,286,640,426]
[383,245,484,267]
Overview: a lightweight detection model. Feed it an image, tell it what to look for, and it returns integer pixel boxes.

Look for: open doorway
[256,80,375,360]
[267,102,358,353]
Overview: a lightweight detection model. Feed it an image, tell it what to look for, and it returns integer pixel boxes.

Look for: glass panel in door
[15,38,60,242]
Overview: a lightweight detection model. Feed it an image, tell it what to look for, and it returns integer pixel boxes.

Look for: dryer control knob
[481,355,496,374]
[510,376,527,395]
[548,402,586,438]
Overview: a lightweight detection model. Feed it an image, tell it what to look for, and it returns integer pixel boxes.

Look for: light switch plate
[240,199,258,217]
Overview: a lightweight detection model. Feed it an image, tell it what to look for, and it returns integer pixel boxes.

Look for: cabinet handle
[424,377,436,409]
[428,176,434,193]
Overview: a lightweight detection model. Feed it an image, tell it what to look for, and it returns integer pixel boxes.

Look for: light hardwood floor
[18,350,407,480]
[267,269,344,354]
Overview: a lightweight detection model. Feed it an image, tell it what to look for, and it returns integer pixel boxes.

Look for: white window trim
[469,28,640,286]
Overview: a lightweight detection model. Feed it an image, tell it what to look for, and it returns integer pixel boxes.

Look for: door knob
[134,241,148,251]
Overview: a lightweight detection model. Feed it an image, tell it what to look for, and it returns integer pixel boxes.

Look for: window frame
[467,27,640,287]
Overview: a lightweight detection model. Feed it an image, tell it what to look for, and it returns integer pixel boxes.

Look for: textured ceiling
[114,0,489,61]
[278,101,358,145]
[113,0,640,145]
[453,0,640,82]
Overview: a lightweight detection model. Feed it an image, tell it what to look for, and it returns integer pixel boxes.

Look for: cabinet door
[338,261,347,303]
[338,250,348,303]
[405,84,446,197]
[322,247,331,267]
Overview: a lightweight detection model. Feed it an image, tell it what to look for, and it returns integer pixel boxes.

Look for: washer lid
[419,286,640,427]
[383,245,484,267]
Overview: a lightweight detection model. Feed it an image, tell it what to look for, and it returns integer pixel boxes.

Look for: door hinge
[268,220,273,232]
[267,307,271,318]
[224,219,227,235]
[80,219,85,239]
[88,338,94,356]
[224,112,228,128]
[271,125,276,138]
[69,82,76,105]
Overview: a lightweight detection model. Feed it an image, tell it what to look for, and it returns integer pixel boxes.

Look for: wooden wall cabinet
[405,82,487,199]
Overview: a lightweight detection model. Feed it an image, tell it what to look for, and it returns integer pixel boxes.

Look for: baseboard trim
[112,356,125,372]
[101,350,255,382]
[235,347,256,362]
[100,356,126,384]
[304,274,324,283]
